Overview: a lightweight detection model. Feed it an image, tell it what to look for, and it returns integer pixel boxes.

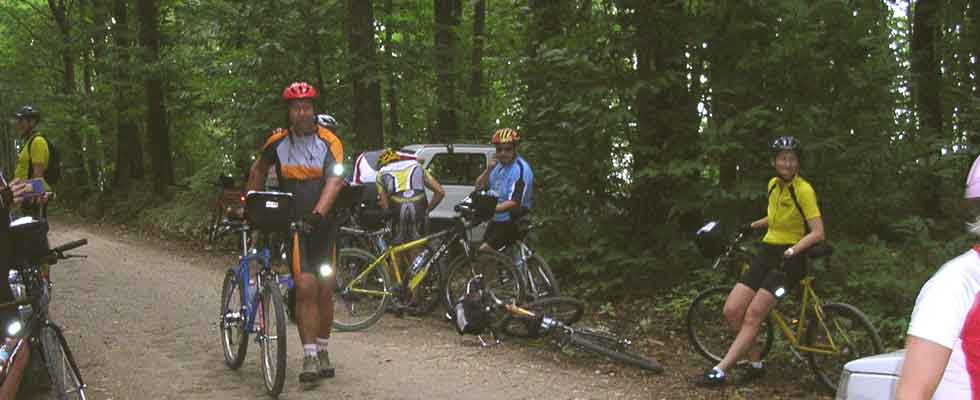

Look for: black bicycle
[1,218,88,399]
[454,274,664,372]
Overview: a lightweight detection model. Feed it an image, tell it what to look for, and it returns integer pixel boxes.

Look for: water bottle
[409,248,432,277]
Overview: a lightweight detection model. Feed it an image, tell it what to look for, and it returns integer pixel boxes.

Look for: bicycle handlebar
[52,239,87,254]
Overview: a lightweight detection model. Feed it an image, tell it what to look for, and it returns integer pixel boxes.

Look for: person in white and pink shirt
[897,154,980,400]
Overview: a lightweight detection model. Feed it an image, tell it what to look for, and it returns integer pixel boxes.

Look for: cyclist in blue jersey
[474,128,534,251]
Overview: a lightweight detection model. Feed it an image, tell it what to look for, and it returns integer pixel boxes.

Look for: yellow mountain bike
[333,193,522,331]
[685,223,884,393]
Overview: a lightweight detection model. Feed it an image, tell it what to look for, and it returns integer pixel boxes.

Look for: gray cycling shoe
[299,355,320,383]
[318,350,335,378]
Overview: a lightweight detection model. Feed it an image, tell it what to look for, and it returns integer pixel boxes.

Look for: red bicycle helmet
[282,82,318,101]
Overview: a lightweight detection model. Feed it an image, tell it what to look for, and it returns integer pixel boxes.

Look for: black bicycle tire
[442,251,524,319]
[685,286,774,364]
[804,302,884,393]
[332,248,391,332]
[525,253,560,298]
[568,329,664,372]
[35,323,84,399]
[220,269,248,368]
[499,296,584,338]
[260,281,287,396]
[40,322,86,400]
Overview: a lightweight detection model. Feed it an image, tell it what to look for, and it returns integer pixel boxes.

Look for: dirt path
[21,218,833,399]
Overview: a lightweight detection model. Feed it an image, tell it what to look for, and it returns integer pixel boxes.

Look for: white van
[399,144,496,241]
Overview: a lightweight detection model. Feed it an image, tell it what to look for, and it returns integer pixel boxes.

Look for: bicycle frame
[721,234,844,357]
[345,221,472,298]
[233,226,276,335]
[339,225,390,255]
[768,276,840,356]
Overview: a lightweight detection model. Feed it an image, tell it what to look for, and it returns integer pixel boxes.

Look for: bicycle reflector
[6,321,22,336]
[319,263,333,278]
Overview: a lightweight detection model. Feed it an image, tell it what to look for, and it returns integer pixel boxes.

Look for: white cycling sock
[303,344,318,357]
[316,337,329,352]
[750,361,763,369]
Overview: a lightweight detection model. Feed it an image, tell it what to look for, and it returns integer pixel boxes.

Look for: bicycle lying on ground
[686,221,884,392]
[332,191,521,331]
[0,217,88,399]
[453,274,664,372]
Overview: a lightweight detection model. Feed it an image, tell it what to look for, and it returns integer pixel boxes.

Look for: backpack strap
[767,180,811,235]
[26,135,40,179]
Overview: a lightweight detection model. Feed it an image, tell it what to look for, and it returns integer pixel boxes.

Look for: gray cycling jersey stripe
[276,134,334,173]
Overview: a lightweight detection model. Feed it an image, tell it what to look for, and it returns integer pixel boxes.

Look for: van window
[425,153,487,186]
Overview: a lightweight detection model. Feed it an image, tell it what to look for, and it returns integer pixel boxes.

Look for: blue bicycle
[219,192,293,397]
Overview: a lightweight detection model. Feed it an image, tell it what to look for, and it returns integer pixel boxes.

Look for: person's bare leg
[717,290,776,372]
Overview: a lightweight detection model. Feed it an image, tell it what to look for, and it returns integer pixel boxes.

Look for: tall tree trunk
[310,0,327,113]
[87,0,110,187]
[526,0,562,146]
[49,0,84,185]
[967,0,980,142]
[112,0,142,186]
[910,0,944,140]
[910,0,944,214]
[469,0,485,135]
[345,0,384,148]
[708,5,761,192]
[433,0,460,143]
[138,0,173,194]
[632,1,697,229]
[384,0,400,138]
[48,0,76,95]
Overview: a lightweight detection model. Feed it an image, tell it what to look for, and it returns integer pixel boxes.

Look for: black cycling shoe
[695,367,727,387]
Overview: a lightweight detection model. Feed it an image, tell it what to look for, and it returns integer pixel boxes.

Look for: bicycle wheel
[804,302,884,393]
[405,257,444,317]
[219,268,248,368]
[568,328,664,372]
[500,296,584,338]
[685,286,773,364]
[259,280,287,396]
[333,248,391,331]
[524,253,560,298]
[443,252,523,319]
[39,323,86,399]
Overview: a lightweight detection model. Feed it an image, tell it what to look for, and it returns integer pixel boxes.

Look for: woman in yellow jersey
[698,136,826,386]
